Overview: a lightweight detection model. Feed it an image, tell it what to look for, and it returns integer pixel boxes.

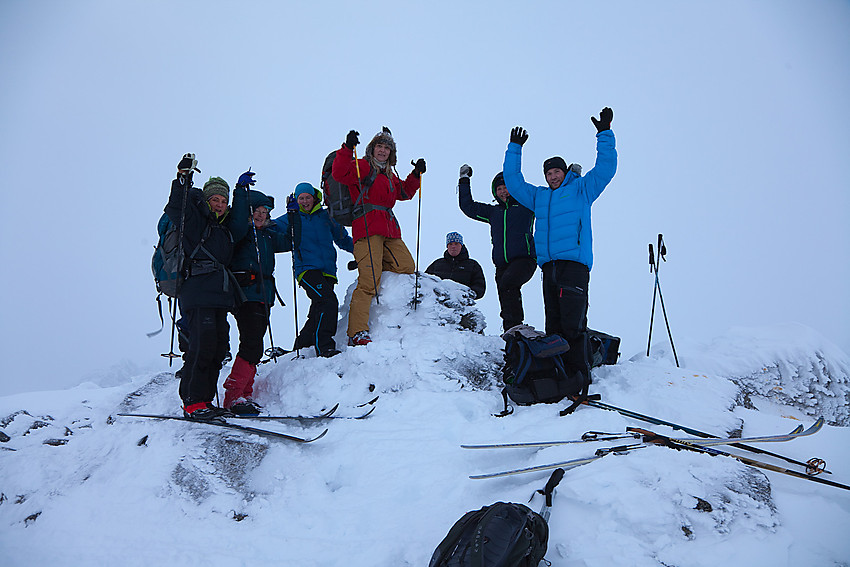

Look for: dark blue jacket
[229,188,291,305]
[458,177,535,269]
[272,196,353,280]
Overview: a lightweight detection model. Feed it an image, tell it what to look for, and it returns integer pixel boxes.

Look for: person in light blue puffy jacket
[502,107,617,387]
[273,183,354,357]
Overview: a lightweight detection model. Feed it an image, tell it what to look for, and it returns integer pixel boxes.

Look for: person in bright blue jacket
[273,182,354,358]
[458,166,537,331]
[502,107,617,386]
[223,173,292,414]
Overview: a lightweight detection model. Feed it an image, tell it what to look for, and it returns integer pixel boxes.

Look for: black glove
[411,158,426,177]
[591,107,613,133]
[347,260,358,271]
[459,164,473,180]
[177,153,200,174]
[345,130,360,149]
[510,127,529,146]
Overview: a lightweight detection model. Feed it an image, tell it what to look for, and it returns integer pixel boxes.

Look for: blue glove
[237,170,256,187]
[286,194,298,213]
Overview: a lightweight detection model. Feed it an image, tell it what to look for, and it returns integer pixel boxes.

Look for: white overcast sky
[1,0,848,395]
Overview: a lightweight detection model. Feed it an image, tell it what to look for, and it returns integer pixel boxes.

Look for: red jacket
[331,144,420,241]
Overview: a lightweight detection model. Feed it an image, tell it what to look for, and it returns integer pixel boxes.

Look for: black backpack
[429,469,564,567]
[501,326,588,410]
[321,150,378,226]
[588,328,620,368]
[429,502,548,567]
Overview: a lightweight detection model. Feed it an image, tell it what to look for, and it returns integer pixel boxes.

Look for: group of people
[163,108,616,421]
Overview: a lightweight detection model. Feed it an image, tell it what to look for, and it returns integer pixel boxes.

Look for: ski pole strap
[538,468,565,507]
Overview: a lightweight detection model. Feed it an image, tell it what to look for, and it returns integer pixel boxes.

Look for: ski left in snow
[117,413,328,443]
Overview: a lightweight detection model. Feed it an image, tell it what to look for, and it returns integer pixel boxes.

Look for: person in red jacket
[332,127,426,346]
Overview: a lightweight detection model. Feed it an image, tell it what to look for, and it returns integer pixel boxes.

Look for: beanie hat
[295,182,317,199]
[543,156,568,176]
[446,231,464,246]
[365,126,397,167]
[202,177,230,202]
[248,190,274,211]
[491,172,506,200]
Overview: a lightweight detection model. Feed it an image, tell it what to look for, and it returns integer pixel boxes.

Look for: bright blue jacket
[503,130,617,269]
[272,197,353,280]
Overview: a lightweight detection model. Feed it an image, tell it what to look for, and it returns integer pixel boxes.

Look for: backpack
[501,326,587,409]
[428,502,548,567]
[151,214,182,298]
[588,328,620,368]
[321,150,378,226]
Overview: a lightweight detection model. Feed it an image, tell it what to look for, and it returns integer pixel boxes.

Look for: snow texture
[1,275,849,566]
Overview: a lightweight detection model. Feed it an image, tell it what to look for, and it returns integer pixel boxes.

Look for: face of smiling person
[208,194,228,216]
[373,142,392,163]
[545,168,565,189]
[297,193,316,211]
[253,206,269,228]
[495,184,510,202]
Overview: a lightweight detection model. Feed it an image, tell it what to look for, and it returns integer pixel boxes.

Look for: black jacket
[165,175,244,310]
[458,177,535,269]
[425,245,486,299]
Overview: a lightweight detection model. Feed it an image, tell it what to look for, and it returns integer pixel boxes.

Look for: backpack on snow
[321,150,378,226]
[588,328,621,368]
[428,469,565,567]
[499,325,589,416]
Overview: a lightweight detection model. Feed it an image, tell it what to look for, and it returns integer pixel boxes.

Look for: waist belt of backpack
[190,246,247,304]
[353,203,393,221]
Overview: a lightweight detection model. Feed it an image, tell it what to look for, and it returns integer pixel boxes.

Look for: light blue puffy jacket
[503,130,617,269]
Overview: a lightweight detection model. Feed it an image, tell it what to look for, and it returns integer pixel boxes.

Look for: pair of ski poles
[647,233,679,367]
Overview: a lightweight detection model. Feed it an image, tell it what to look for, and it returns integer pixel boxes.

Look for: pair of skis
[117,396,378,444]
[465,418,850,491]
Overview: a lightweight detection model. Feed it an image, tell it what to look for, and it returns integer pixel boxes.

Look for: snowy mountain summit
[1,274,849,566]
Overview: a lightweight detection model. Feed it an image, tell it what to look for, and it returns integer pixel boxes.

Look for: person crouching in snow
[331,127,425,346]
[273,183,353,358]
[425,232,487,300]
[223,171,292,415]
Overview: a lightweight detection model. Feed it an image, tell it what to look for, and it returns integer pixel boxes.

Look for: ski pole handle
[648,244,654,271]
[658,234,666,261]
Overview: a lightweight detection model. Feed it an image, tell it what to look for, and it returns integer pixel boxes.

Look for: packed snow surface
[2,274,849,566]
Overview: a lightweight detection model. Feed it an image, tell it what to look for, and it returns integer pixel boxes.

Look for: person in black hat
[457,165,537,331]
[425,232,486,299]
[502,107,618,387]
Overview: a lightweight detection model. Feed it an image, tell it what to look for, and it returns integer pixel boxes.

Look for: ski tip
[307,428,329,443]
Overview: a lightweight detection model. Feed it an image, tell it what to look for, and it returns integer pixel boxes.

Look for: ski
[234,403,377,422]
[462,431,641,450]
[637,427,850,491]
[464,420,820,451]
[470,443,646,479]
[574,397,831,473]
[117,413,328,443]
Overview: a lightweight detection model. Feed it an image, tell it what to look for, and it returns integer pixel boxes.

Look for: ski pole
[574,397,830,473]
[412,159,423,310]
[288,203,300,352]
[167,168,193,367]
[655,234,679,366]
[246,182,278,363]
[353,146,380,305]
[646,243,658,357]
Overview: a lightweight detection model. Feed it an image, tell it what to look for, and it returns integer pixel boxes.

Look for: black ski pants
[234,301,270,365]
[179,307,230,405]
[495,257,537,332]
[295,270,339,355]
[541,260,590,381]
